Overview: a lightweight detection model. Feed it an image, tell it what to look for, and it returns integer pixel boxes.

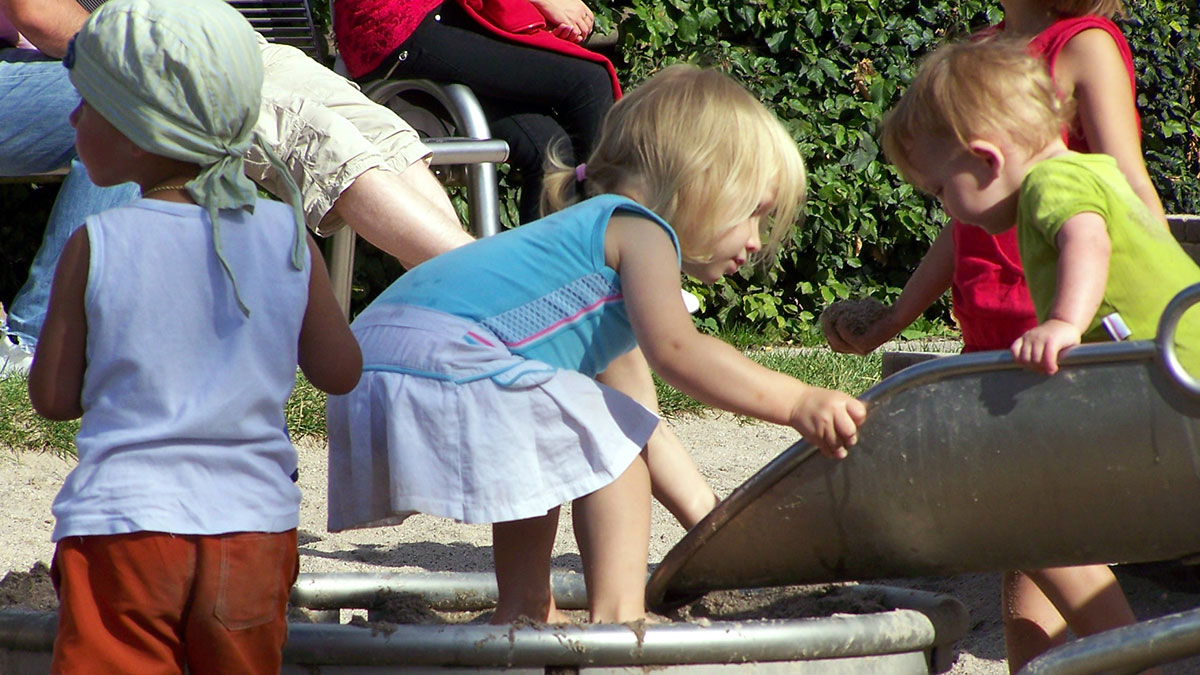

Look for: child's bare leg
[1029,564,1138,635]
[492,508,569,624]
[1006,564,1150,673]
[1002,570,1068,672]
[596,349,717,530]
[572,453,651,622]
[646,422,718,530]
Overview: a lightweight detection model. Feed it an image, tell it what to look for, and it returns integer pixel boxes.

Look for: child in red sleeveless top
[826,0,1166,670]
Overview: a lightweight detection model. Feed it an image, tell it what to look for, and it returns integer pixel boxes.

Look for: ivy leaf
[766,29,790,53]
[677,13,700,43]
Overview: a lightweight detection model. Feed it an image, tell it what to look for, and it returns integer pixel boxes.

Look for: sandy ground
[3,409,1199,673]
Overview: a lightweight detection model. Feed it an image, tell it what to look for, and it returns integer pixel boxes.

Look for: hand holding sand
[821,298,892,356]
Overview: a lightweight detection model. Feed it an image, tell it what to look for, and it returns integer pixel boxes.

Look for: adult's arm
[1056,28,1168,226]
[0,0,88,58]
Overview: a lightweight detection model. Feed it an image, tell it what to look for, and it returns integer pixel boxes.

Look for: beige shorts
[248,37,431,236]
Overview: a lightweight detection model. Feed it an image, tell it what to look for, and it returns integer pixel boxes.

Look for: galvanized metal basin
[647,285,1200,609]
[0,572,968,673]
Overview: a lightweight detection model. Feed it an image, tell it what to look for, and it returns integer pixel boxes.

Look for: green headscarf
[66,0,306,316]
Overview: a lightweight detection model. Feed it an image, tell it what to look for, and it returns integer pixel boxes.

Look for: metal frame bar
[327,78,507,316]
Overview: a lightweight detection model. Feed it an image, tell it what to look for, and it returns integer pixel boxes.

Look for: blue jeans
[0,50,138,347]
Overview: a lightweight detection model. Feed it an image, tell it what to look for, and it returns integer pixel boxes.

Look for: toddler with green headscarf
[27,1,362,672]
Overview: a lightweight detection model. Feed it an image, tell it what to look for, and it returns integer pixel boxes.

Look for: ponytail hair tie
[574,163,587,182]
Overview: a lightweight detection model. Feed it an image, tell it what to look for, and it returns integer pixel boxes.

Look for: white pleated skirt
[326,305,659,531]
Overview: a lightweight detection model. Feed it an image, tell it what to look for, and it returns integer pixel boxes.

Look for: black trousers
[370,2,615,223]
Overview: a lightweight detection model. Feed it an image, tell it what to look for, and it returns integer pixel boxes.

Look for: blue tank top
[368,195,679,377]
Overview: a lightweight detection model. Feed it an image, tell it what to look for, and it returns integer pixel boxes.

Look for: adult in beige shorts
[14,0,471,275]
[249,36,472,269]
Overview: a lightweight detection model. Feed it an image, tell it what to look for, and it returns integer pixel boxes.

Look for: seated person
[334,0,618,223]
[1,0,475,377]
[0,0,139,376]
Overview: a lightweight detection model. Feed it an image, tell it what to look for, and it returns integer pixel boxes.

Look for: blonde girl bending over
[326,64,867,624]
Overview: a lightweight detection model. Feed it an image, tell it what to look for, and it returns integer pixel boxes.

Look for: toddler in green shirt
[880,36,1200,375]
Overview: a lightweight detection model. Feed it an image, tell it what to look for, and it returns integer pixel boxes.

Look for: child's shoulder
[1027,152,1115,185]
[1020,153,1118,230]
[253,197,296,219]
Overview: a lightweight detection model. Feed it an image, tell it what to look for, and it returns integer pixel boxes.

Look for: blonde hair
[1046,0,1126,19]
[880,36,1073,186]
[541,64,806,265]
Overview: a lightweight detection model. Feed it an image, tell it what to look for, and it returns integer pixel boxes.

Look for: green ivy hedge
[341,0,1198,336]
[594,0,1200,339]
[4,1,1196,341]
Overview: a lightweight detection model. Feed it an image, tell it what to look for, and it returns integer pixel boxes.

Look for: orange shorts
[51,530,298,675]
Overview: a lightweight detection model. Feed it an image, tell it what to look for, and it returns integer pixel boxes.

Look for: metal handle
[1156,281,1200,396]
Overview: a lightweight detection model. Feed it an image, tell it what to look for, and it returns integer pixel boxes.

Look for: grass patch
[655,347,882,418]
[0,375,79,458]
[0,374,329,459]
[1,346,885,456]
[285,375,329,439]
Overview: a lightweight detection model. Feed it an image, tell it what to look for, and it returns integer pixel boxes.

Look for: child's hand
[1010,320,1081,375]
[788,388,868,460]
[822,299,895,356]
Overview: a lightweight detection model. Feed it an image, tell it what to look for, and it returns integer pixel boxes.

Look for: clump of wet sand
[821,298,888,342]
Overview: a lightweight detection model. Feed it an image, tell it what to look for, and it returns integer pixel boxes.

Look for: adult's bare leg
[329,163,473,269]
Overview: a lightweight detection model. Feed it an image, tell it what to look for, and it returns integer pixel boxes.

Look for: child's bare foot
[547,608,572,624]
[490,600,571,625]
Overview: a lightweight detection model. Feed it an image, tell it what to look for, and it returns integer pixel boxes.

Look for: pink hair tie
[574,163,587,182]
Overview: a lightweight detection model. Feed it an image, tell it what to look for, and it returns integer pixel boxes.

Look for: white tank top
[52,198,310,539]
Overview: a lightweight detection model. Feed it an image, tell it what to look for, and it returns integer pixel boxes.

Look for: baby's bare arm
[1010,213,1110,374]
[298,236,362,394]
[28,228,89,420]
[609,217,867,457]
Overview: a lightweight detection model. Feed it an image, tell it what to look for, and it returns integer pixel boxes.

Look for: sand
[3,409,1199,673]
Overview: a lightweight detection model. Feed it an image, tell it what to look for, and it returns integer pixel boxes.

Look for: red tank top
[951,16,1137,351]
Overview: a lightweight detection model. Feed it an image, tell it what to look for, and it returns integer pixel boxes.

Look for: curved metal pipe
[290,571,589,611]
[1017,606,1200,675]
[0,583,966,670]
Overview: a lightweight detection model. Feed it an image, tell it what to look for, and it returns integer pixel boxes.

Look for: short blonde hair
[541,64,806,265]
[1047,0,1125,19]
[880,37,1073,186]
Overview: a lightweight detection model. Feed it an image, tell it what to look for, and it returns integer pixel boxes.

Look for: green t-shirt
[1017,152,1200,367]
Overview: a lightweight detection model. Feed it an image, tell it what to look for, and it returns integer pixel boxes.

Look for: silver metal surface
[284,577,966,670]
[1156,281,1200,396]
[290,571,590,611]
[647,285,1200,608]
[1017,606,1200,675]
[0,583,965,672]
[362,79,504,239]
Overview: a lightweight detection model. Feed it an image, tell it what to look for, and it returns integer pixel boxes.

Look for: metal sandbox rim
[0,578,967,669]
